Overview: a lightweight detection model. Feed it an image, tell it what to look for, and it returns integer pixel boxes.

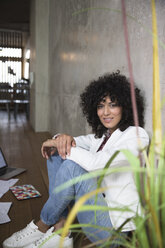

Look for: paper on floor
[0,178,19,198]
[0,202,12,224]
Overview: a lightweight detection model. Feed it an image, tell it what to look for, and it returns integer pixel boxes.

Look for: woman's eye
[109,103,117,108]
[97,104,103,109]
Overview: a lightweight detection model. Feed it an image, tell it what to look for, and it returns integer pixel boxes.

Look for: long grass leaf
[59,187,106,248]
[151,0,162,154]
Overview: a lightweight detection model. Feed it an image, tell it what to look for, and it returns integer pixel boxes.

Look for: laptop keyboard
[7,167,16,172]
[0,167,15,176]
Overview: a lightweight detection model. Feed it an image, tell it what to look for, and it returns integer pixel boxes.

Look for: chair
[0,83,13,119]
[13,82,30,119]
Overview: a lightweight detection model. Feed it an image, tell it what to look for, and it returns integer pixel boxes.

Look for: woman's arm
[41,133,95,159]
[41,134,76,159]
[66,135,149,171]
[74,134,94,150]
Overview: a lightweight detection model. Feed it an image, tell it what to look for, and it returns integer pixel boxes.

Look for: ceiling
[0,0,30,32]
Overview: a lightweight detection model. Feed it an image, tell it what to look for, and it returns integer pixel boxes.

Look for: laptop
[0,148,26,180]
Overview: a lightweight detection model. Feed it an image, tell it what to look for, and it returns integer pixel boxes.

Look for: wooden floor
[0,111,51,247]
[0,110,93,248]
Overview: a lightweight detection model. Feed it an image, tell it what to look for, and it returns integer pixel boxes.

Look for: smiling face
[97,96,122,134]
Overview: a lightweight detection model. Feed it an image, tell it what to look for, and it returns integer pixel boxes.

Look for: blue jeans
[40,154,119,245]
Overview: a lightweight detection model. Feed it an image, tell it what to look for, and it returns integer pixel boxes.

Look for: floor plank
[0,111,94,248]
[0,111,51,247]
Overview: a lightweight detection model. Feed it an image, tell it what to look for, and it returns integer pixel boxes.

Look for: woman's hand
[41,139,57,159]
[41,134,76,159]
[55,134,76,159]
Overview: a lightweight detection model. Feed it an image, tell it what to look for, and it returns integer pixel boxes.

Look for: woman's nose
[104,105,110,115]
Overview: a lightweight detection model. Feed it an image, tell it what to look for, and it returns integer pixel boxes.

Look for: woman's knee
[57,159,76,175]
[56,159,87,180]
[63,159,87,175]
[47,153,63,169]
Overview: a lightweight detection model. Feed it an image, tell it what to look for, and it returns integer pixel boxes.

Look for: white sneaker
[24,227,73,248]
[3,221,44,248]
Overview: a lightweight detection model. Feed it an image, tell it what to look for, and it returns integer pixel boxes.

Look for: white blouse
[66,126,149,232]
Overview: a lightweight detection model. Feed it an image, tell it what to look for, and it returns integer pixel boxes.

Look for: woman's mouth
[103,118,113,123]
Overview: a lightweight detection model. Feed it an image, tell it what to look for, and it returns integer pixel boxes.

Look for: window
[0,47,22,87]
[0,31,23,87]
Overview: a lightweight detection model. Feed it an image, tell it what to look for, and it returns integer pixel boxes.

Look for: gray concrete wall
[29,0,36,129]
[30,0,165,136]
[30,0,50,131]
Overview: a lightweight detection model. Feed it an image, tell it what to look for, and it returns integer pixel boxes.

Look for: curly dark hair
[80,71,145,138]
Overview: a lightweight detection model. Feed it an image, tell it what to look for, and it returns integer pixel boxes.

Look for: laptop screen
[0,149,7,168]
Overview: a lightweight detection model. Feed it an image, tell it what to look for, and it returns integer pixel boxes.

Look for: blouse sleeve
[74,134,95,151]
[67,131,149,172]
[52,133,94,151]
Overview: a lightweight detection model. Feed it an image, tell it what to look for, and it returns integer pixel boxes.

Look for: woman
[3,71,149,248]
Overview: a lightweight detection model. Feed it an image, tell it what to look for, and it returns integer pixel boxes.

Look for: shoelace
[15,224,37,240]
[33,227,54,247]
[33,228,71,248]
